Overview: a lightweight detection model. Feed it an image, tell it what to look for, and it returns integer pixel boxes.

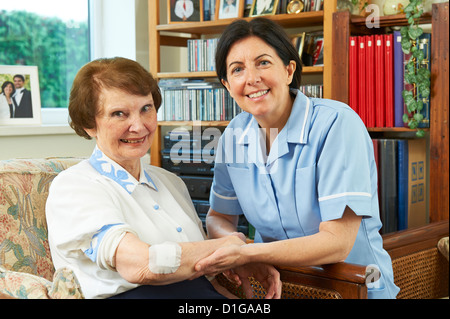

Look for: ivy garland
[400,0,430,137]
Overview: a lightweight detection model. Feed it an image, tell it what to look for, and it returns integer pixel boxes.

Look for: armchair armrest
[216,262,368,299]
[276,262,368,299]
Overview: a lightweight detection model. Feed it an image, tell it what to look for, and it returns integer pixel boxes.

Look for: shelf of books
[331,3,449,228]
[149,0,336,168]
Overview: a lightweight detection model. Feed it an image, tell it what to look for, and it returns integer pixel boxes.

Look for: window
[0,0,90,110]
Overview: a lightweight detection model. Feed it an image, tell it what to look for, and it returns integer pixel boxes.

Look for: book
[365,35,375,128]
[349,36,358,114]
[397,139,409,230]
[378,139,398,234]
[312,34,324,66]
[417,33,431,128]
[393,31,405,127]
[358,37,367,125]
[375,35,385,127]
[187,38,218,72]
[406,138,427,228]
[384,34,394,127]
[372,138,380,208]
[158,79,240,121]
[402,33,431,129]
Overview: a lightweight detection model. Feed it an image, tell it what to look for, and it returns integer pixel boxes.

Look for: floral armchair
[1,157,448,299]
[0,157,84,299]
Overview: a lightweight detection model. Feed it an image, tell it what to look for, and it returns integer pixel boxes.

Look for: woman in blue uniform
[196,18,399,299]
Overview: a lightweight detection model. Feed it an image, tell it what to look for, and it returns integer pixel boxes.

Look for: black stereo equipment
[180,175,213,200]
[161,152,215,176]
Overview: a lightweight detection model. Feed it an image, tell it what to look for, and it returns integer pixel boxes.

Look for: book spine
[397,139,408,230]
[385,34,394,127]
[358,37,367,125]
[417,33,431,128]
[379,139,398,234]
[393,31,405,127]
[365,35,375,128]
[375,35,385,128]
[349,37,358,114]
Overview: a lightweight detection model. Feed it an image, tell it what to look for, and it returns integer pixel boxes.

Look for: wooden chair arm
[275,262,368,299]
[276,262,367,284]
[382,220,449,259]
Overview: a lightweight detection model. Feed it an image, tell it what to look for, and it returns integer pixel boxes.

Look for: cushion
[0,158,82,281]
[0,266,84,299]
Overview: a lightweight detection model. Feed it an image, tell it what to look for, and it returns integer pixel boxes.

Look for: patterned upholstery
[0,158,84,298]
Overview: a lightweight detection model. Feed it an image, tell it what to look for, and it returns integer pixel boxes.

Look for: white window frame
[42,0,137,126]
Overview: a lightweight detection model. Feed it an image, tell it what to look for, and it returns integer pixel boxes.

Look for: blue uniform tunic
[210,90,399,299]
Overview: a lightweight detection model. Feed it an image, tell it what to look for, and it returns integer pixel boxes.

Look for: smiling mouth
[248,90,269,99]
[120,137,145,144]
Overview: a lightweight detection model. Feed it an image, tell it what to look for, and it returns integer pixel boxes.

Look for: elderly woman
[45,57,281,299]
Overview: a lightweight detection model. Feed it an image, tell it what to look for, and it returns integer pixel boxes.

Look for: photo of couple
[0,74,33,120]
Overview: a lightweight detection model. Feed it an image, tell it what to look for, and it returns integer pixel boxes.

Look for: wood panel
[429,2,449,222]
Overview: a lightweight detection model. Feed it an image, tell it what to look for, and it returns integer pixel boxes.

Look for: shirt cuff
[84,224,137,271]
[209,188,243,215]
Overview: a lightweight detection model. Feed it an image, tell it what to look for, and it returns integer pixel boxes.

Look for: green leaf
[408,120,419,129]
[413,112,424,122]
[416,100,424,112]
[402,90,414,99]
[403,113,410,123]
[409,27,423,40]
[416,129,426,138]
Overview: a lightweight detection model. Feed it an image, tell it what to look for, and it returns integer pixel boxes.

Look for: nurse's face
[85,87,157,171]
[221,36,296,126]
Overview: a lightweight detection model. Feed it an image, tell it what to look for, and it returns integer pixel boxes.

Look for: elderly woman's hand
[194,242,282,299]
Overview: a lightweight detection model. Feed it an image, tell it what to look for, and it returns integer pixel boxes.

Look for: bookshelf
[148,0,337,167]
[147,1,448,227]
[330,3,449,224]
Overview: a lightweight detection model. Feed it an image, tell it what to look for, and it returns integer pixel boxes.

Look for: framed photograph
[168,0,203,23]
[216,0,245,19]
[287,0,304,14]
[250,0,279,16]
[0,65,41,126]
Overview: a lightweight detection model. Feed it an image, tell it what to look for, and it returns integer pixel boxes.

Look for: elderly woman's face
[85,87,157,169]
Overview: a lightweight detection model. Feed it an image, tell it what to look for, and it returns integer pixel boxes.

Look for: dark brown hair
[215,17,302,89]
[69,57,161,139]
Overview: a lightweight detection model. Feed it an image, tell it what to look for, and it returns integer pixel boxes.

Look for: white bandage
[148,242,182,274]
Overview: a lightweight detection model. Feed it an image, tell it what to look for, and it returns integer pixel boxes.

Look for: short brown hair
[69,57,162,139]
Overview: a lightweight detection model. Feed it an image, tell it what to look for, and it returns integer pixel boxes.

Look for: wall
[0,126,95,160]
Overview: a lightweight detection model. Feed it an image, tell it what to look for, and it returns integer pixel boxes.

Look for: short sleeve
[209,134,243,215]
[316,109,375,221]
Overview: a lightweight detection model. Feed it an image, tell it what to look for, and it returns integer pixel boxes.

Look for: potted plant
[400,0,430,137]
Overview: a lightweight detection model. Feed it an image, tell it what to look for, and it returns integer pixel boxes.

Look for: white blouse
[46,146,206,298]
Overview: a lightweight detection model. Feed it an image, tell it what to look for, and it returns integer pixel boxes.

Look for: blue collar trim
[89,146,157,194]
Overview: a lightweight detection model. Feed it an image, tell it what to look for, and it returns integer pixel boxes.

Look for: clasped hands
[193,233,282,299]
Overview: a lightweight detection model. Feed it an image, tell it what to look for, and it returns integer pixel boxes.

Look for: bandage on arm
[148,242,182,274]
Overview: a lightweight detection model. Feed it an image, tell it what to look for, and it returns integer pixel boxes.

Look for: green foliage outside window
[0,10,89,108]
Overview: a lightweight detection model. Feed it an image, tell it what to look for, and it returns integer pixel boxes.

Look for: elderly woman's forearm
[115,232,243,285]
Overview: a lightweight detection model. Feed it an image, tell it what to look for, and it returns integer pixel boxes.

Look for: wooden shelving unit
[148,0,338,167]
[148,1,448,224]
[331,3,449,223]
